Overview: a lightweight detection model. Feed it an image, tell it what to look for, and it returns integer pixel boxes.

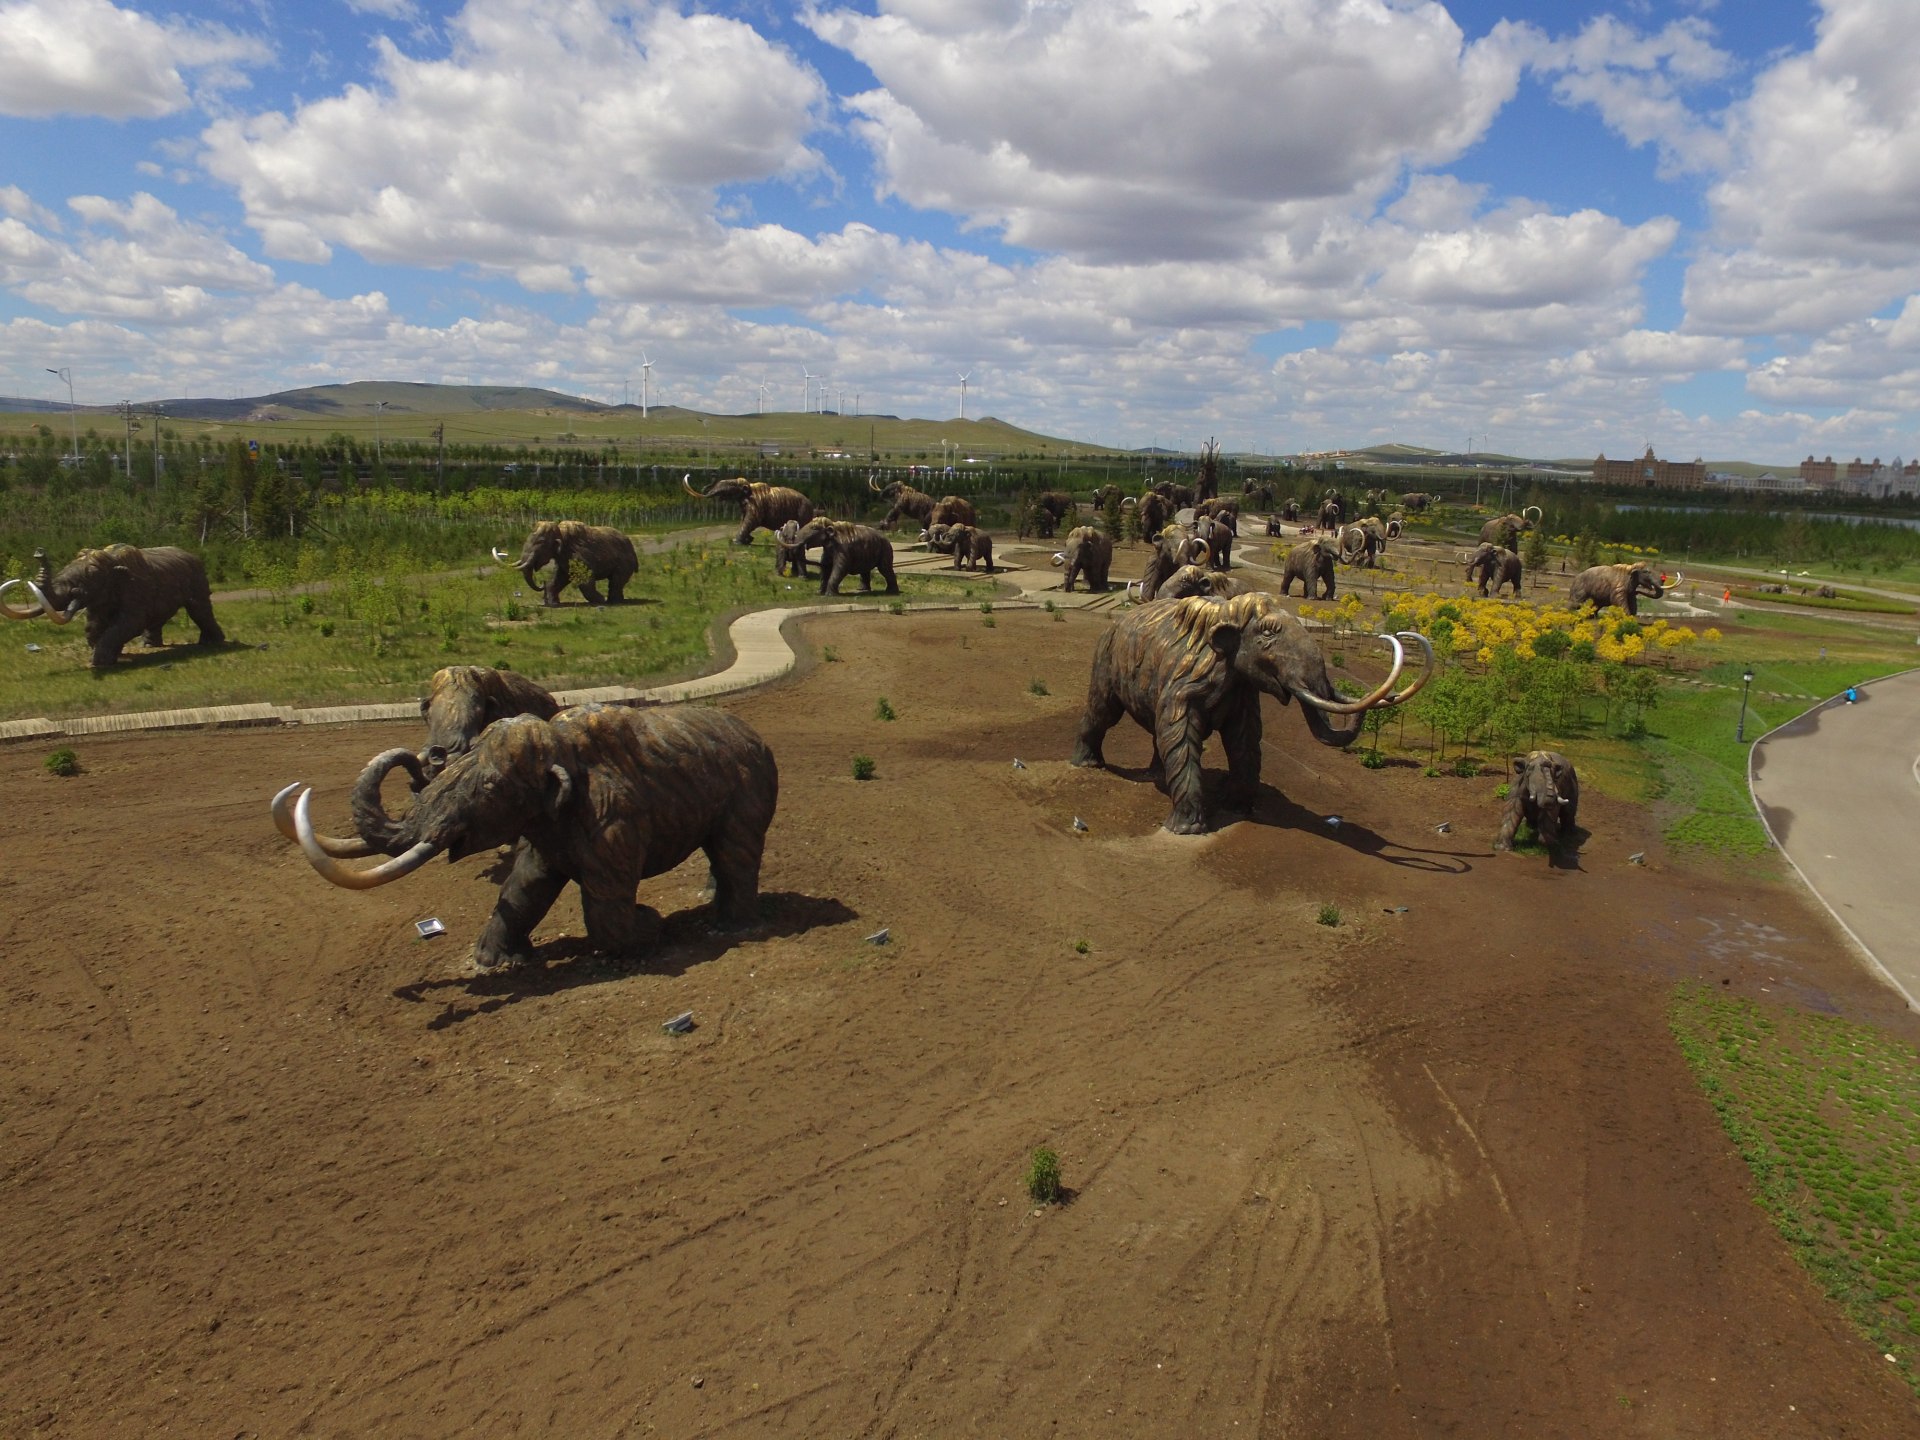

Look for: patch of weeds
[979,601,994,614]
[1316,903,1341,927]
[318,620,335,638]
[982,615,997,628]
[1331,652,1346,667]
[887,599,905,615]
[1028,678,1050,697]
[1423,765,1442,778]
[874,696,896,722]
[44,747,79,777]
[298,595,315,615]
[1450,756,1480,778]
[503,598,524,622]
[851,754,876,781]
[1043,599,1057,613]
[1072,938,1091,955]
[822,645,840,663]
[1026,1147,1063,1205]
[1495,782,1511,799]
[1671,984,1920,1392]
[1359,751,1386,769]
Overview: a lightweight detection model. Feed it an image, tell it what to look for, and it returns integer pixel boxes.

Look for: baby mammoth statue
[276,703,778,970]
[1495,750,1579,856]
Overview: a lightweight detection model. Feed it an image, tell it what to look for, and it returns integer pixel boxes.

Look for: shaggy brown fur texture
[1465,543,1523,597]
[1495,750,1579,855]
[1279,539,1337,599]
[513,521,639,606]
[11,543,223,667]
[1569,562,1664,615]
[941,524,995,572]
[795,518,900,595]
[1057,526,1113,592]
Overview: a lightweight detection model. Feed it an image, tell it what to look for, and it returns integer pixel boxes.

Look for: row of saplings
[260,588,1577,971]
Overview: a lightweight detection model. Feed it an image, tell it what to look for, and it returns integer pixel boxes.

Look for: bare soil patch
[3,607,1917,1438]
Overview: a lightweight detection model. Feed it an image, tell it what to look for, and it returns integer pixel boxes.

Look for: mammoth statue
[1478,506,1542,552]
[498,520,637,607]
[871,476,975,532]
[1018,490,1076,540]
[1052,525,1113,592]
[1194,497,1240,528]
[1070,591,1434,834]
[1464,542,1523,597]
[1149,479,1196,509]
[1280,498,1300,523]
[1384,511,1405,540]
[1151,564,1248,601]
[1338,519,1386,568]
[1089,483,1128,512]
[0,543,224,668]
[1495,750,1579,856]
[1317,494,1344,530]
[279,704,778,970]
[940,523,995,572]
[1195,514,1234,571]
[1399,492,1434,513]
[774,519,813,578]
[1569,562,1670,616]
[684,474,814,545]
[1263,513,1287,537]
[793,517,899,595]
[1122,491,1173,540]
[1240,478,1276,510]
[1279,538,1338,599]
[1136,527,1211,601]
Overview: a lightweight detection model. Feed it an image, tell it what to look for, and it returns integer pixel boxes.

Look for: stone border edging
[1746,667,1920,1010]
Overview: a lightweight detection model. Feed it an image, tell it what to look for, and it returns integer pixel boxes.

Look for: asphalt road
[1750,669,1920,1008]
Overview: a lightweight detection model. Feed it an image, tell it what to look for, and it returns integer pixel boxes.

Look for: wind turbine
[757,382,769,415]
[958,370,971,421]
[639,352,653,419]
[802,366,816,414]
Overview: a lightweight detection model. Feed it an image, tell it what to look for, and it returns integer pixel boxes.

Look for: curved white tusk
[1051,553,1066,567]
[1668,571,1685,588]
[1294,633,1409,715]
[293,789,437,889]
[491,547,510,563]
[1383,631,1437,704]
[26,580,72,624]
[0,578,44,620]
[271,781,379,858]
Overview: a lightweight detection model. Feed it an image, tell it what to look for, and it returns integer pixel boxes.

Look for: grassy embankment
[0,537,986,720]
[1673,985,1920,1388]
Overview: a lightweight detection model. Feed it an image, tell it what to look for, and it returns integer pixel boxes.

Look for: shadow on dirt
[392,890,858,1028]
[94,638,241,674]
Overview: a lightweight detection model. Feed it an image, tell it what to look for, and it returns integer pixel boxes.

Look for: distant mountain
[0,396,76,414]
[155,380,608,422]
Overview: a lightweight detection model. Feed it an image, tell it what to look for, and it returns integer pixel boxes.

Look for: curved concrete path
[1749,669,1920,1008]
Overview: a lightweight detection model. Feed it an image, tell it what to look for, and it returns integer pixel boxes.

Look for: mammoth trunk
[350,748,425,852]
[1299,698,1366,749]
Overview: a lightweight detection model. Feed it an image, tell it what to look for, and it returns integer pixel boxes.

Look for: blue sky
[3,0,1917,464]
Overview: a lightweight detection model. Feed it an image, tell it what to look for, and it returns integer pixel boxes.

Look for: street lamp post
[373,400,387,463]
[1736,664,1756,742]
[46,367,77,464]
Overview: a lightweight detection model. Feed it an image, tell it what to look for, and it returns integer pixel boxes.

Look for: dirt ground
[4,604,1919,1439]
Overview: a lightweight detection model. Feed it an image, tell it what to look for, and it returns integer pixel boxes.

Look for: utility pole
[434,423,446,496]
[46,367,78,464]
[150,407,165,488]
[120,401,135,483]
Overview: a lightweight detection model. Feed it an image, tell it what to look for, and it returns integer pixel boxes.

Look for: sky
[2,0,1917,464]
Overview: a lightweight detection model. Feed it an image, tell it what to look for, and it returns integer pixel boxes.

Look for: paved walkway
[1749,669,1920,1008]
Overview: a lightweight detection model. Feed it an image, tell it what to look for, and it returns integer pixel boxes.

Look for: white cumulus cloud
[0,0,269,119]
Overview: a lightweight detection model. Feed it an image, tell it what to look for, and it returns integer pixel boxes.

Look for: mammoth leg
[1218,693,1264,812]
[704,815,768,931]
[1157,713,1212,835]
[184,590,225,645]
[734,516,758,546]
[578,577,606,605]
[542,570,564,608]
[90,614,144,669]
[881,556,899,594]
[145,623,166,646]
[1493,798,1524,852]
[473,843,570,970]
[580,889,655,960]
[1069,677,1123,769]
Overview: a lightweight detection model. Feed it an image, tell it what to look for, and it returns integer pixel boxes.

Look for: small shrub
[875,696,896,721]
[298,594,315,615]
[1331,652,1346,667]
[1028,678,1049,697]
[982,615,997,628]
[822,645,840,663]
[504,598,524,622]
[1316,903,1341,927]
[1495,782,1510,799]
[1450,756,1480,778]
[44,747,79,777]
[979,601,994,614]
[318,620,335,637]
[851,755,876,781]
[887,599,905,616]
[1360,751,1386,769]
[1072,938,1091,955]
[1423,764,1442,778]
[1025,1147,1063,1205]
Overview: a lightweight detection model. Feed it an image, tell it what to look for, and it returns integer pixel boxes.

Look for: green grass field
[0,538,985,719]
[1672,985,1920,1388]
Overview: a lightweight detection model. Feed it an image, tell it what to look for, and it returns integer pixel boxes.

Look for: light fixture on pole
[1736,663,1755,742]
[46,367,78,464]
[373,399,387,462]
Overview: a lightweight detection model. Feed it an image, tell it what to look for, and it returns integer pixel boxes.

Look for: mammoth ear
[419,696,432,715]
[1207,621,1243,659]
[544,764,574,818]
[1512,757,1527,776]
